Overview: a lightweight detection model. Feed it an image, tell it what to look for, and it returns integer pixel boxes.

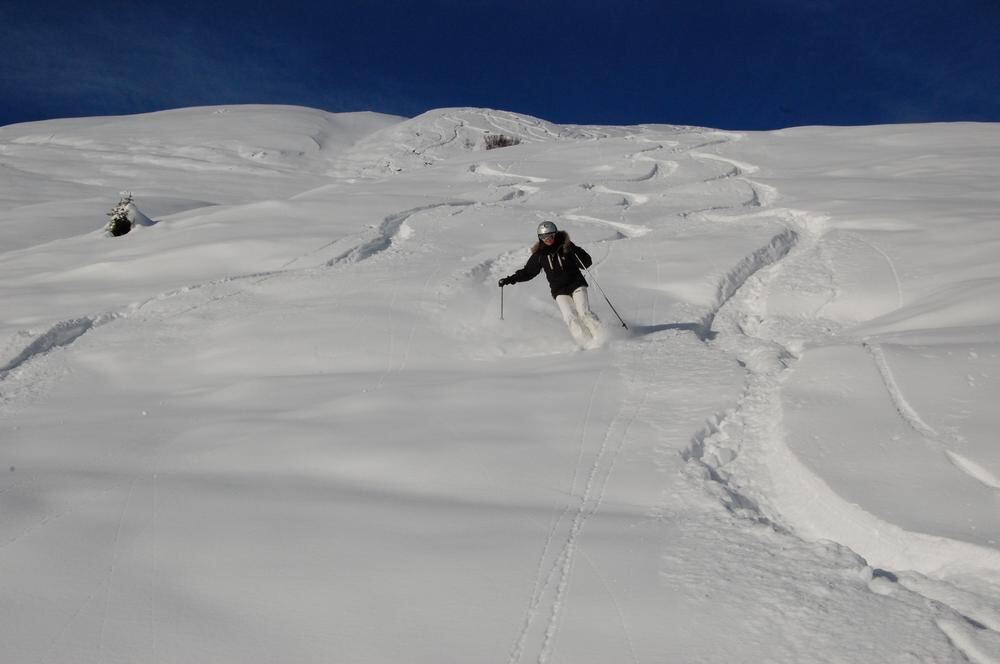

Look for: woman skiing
[498,221,603,346]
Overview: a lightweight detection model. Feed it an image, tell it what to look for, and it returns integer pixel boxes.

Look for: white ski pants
[556,287,602,344]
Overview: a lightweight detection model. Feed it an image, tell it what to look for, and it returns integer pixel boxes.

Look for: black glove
[498,276,514,287]
[559,242,575,256]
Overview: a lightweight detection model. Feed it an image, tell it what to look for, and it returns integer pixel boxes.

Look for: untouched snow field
[1,105,999,663]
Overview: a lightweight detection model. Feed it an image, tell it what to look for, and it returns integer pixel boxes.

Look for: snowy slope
[0,105,401,252]
[1,106,998,663]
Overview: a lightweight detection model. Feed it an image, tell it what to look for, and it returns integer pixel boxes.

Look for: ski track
[471,162,549,184]
[506,372,609,664]
[0,274,273,394]
[617,162,659,183]
[505,132,750,663]
[0,200,472,390]
[866,342,1000,490]
[329,201,475,265]
[500,138,676,662]
[0,316,104,378]
[560,213,650,239]
[14,198,451,373]
[508,358,647,664]
[484,111,554,143]
[412,116,461,157]
[697,227,799,336]
[578,549,641,664]
[936,618,1000,664]
[1,170,508,391]
[98,479,135,661]
[677,142,1000,661]
[584,184,649,207]
[847,232,905,309]
[540,375,646,664]
[509,369,613,664]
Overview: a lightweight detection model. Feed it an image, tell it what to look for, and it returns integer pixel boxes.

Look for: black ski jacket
[508,231,593,298]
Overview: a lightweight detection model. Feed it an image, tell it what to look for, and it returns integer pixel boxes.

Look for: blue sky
[2,0,998,129]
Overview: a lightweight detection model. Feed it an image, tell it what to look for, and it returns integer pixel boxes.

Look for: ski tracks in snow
[0,275,271,404]
[508,364,646,664]
[499,129,801,663]
[0,199,474,402]
[328,201,476,266]
[865,342,1000,490]
[0,316,109,378]
[677,143,1000,663]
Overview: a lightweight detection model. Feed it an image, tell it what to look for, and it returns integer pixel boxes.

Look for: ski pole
[499,284,504,320]
[576,255,628,329]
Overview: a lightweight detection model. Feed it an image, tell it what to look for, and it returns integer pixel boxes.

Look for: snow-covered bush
[484,133,521,150]
[105,193,135,236]
[104,193,154,237]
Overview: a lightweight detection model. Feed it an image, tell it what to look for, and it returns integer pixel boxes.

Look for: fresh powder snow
[1,105,998,663]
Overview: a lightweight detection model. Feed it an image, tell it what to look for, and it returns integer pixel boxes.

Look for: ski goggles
[538,232,557,241]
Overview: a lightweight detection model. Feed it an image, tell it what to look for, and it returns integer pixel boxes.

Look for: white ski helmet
[537,221,558,238]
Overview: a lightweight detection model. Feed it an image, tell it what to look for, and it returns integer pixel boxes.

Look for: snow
[1,104,998,663]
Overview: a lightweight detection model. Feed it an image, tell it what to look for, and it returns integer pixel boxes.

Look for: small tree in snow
[484,133,521,150]
[105,193,154,236]
[105,193,135,237]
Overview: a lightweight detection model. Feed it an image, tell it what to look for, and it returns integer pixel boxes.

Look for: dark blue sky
[2,0,998,130]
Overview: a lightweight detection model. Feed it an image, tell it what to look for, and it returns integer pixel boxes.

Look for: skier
[498,221,603,346]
